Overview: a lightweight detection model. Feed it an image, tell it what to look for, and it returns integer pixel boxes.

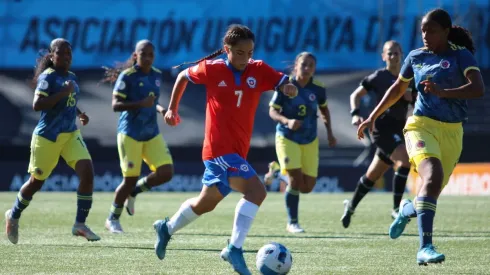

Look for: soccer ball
[256,242,292,275]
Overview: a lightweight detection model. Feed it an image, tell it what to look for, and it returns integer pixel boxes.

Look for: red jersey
[185,59,287,160]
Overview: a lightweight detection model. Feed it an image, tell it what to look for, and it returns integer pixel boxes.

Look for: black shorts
[370,128,404,164]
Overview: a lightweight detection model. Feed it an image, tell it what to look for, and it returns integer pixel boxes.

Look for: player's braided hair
[32,38,71,88]
[425,8,475,54]
[101,40,154,84]
[173,24,255,69]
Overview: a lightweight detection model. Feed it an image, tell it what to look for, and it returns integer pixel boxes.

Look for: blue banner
[0,0,489,70]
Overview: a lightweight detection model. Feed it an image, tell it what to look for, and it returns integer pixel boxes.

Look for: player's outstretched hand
[164,109,181,126]
[357,116,375,140]
[78,112,89,126]
[420,80,443,97]
[282,83,298,97]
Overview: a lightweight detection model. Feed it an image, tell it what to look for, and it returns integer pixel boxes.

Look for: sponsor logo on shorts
[416,140,426,149]
[127,161,134,169]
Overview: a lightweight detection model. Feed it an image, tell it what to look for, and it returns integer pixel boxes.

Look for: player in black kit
[341,40,415,228]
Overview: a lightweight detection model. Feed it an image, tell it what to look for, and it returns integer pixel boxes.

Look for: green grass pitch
[1,192,489,274]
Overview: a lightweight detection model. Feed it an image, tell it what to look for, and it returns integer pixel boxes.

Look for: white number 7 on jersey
[235,90,243,107]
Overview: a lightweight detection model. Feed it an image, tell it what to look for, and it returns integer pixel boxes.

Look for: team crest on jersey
[440,60,450,69]
[155,80,161,87]
[309,93,316,101]
[246,77,257,88]
[240,164,249,172]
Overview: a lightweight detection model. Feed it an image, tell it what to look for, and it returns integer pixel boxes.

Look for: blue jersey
[33,68,79,141]
[400,43,480,123]
[270,77,327,144]
[113,65,162,141]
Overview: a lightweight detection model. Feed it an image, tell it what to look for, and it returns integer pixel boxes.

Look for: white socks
[229,198,259,249]
[166,199,200,235]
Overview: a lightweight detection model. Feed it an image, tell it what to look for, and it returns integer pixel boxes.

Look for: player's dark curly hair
[32,38,71,87]
[101,40,154,84]
[173,24,255,69]
[424,8,475,54]
[291,52,317,76]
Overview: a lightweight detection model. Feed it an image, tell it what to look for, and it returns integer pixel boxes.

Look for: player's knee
[300,176,316,193]
[75,160,94,184]
[244,178,267,205]
[192,199,218,214]
[419,158,444,195]
[155,164,173,184]
[27,176,45,193]
[287,171,303,190]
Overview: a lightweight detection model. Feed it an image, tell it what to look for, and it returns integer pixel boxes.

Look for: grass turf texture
[1,192,489,274]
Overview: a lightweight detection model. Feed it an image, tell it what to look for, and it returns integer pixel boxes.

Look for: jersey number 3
[235,90,243,107]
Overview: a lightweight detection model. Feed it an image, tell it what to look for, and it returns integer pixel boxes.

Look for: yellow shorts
[117,133,173,177]
[275,135,319,177]
[404,115,463,188]
[28,130,92,180]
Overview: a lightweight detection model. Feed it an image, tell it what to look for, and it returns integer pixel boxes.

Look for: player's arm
[112,74,153,112]
[350,86,368,114]
[32,76,72,111]
[268,91,288,125]
[368,56,412,121]
[439,70,484,98]
[319,104,334,137]
[167,70,189,112]
[156,104,166,115]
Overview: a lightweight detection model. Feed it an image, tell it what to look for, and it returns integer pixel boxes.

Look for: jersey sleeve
[318,87,328,107]
[269,91,285,109]
[34,73,54,97]
[113,72,131,99]
[185,60,207,85]
[457,49,480,77]
[399,52,414,82]
[360,72,377,90]
[258,61,288,91]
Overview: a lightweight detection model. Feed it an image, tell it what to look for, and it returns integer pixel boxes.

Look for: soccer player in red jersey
[152,24,297,275]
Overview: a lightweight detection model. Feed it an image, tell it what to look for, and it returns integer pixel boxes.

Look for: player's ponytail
[449,26,475,55]
[31,38,70,88]
[173,24,255,69]
[424,8,476,55]
[172,49,224,69]
[101,40,154,84]
[101,56,136,84]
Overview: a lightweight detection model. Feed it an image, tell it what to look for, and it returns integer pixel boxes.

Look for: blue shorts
[202,153,257,197]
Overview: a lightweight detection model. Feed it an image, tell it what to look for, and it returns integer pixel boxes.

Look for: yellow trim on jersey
[113,92,127,99]
[43,68,55,74]
[270,103,282,109]
[35,90,49,97]
[68,71,76,76]
[463,66,480,77]
[122,67,137,76]
[399,74,413,82]
[152,67,162,73]
[319,100,328,107]
[312,79,326,88]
